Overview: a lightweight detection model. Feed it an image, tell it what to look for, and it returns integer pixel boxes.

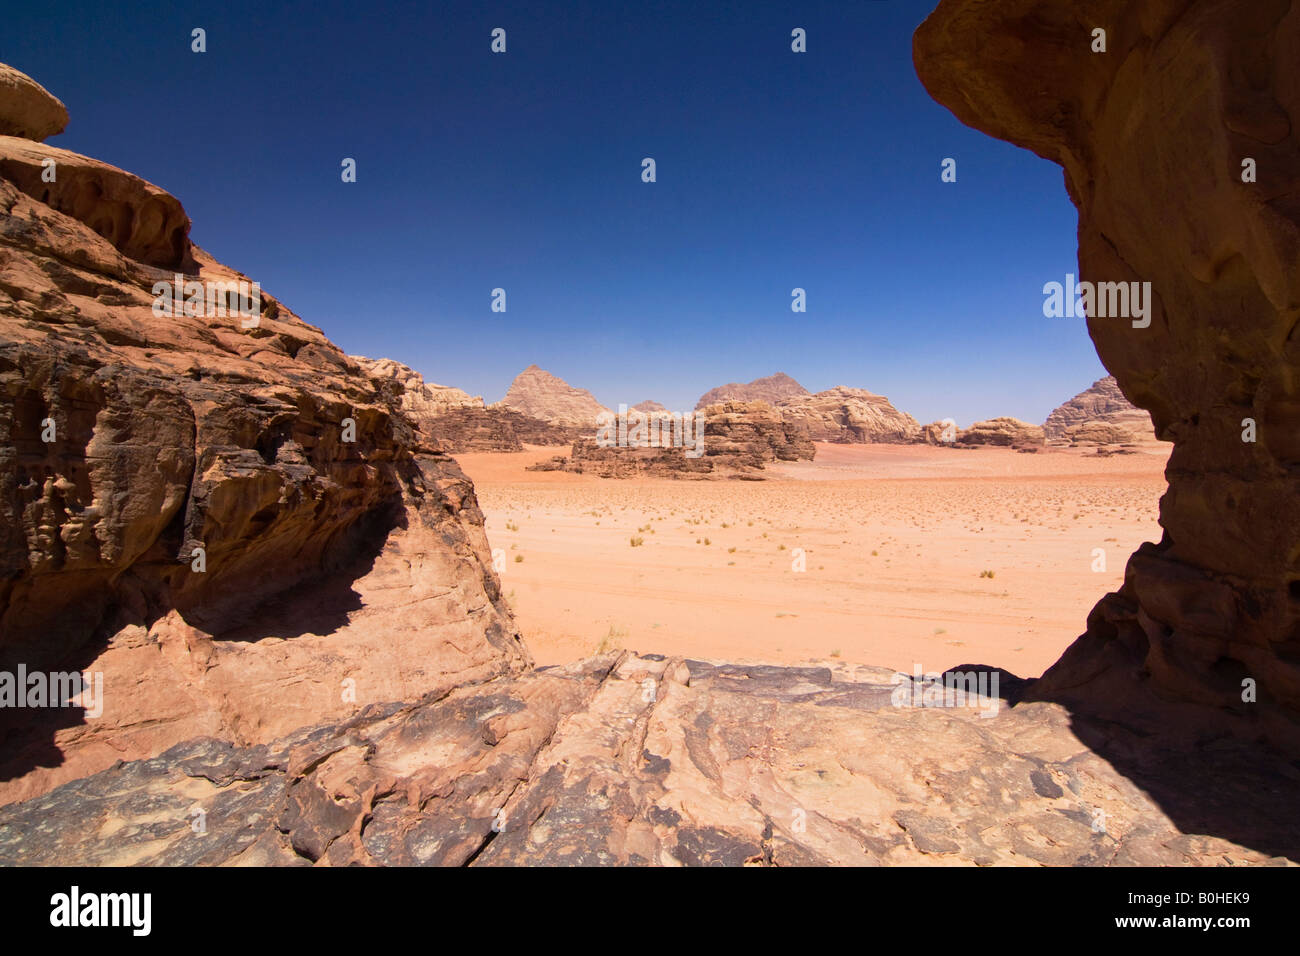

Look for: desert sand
[458,441,1170,677]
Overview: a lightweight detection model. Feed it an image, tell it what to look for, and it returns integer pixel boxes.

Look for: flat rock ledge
[1,653,1293,866]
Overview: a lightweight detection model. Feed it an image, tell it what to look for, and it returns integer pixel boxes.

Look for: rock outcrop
[496,365,609,429]
[0,64,67,141]
[528,400,815,478]
[1044,376,1158,443]
[2,653,1293,866]
[0,65,528,805]
[695,372,808,410]
[352,356,482,417]
[957,417,1046,447]
[916,0,1300,743]
[776,386,922,443]
[0,135,192,270]
[353,356,575,452]
[632,400,667,413]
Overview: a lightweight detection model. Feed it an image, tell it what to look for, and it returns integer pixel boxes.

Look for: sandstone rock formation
[916,0,1300,744]
[0,64,67,141]
[1044,376,1158,444]
[353,356,576,452]
[2,652,1293,865]
[0,65,528,804]
[695,372,808,410]
[1064,421,1136,446]
[530,400,816,478]
[919,419,960,445]
[0,135,192,269]
[776,386,922,443]
[957,417,1046,447]
[632,400,667,413]
[352,356,482,417]
[496,364,609,429]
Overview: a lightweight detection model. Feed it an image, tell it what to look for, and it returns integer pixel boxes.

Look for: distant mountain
[495,364,610,429]
[1044,376,1158,443]
[632,400,668,413]
[695,372,809,409]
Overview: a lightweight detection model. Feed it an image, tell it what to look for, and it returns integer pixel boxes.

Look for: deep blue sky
[4,0,1102,424]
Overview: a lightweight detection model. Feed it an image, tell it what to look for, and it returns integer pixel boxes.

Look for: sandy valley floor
[458,442,1170,679]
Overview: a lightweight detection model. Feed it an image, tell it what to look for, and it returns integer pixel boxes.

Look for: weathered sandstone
[1045,376,1158,443]
[0,74,528,804]
[352,356,575,452]
[695,372,808,410]
[1,653,1292,866]
[0,64,67,141]
[916,0,1300,743]
[777,386,921,443]
[496,364,608,429]
[957,417,1046,447]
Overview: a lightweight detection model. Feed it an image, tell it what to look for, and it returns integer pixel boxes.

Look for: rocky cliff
[916,0,1300,745]
[1044,376,1159,444]
[529,400,816,478]
[0,66,528,804]
[496,364,609,429]
[776,386,922,443]
[353,357,576,452]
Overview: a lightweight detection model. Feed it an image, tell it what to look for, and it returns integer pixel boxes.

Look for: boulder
[0,64,68,141]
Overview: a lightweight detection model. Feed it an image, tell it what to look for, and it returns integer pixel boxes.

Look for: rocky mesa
[777,386,922,443]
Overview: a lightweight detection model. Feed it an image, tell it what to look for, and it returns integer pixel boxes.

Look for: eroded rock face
[352,356,576,452]
[527,400,815,478]
[701,400,816,463]
[1,653,1292,866]
[0,65,68,141]
[777,386,921,443]
[496,364,609,429]
[957,417,1045,447]
[1045,377,1158,443]
[695,372,809,410]
[0,136,192,270]
[352,356,483,417]
[0,89,528,804]
[915,0,1300,741]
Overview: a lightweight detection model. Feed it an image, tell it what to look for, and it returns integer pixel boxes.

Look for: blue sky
[4,0,1102,425]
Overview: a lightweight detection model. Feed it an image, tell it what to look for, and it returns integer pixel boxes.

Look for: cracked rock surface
[1,653,1293,866]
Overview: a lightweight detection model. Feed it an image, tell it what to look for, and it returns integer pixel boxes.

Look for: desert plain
[461,441,1170,677]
